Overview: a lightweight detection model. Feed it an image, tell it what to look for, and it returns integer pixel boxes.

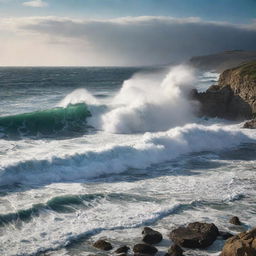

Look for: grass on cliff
[236,61,256,80]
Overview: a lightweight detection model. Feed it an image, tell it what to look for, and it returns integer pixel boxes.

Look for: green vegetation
[235,61,256,80]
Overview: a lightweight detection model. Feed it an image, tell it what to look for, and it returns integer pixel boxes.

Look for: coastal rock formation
[115,245,130,254]
[167,244,184,256]
[169,222,219,249]
[93,239,113,251]
[243,119,256,129]
[229,216,242,226]
[221,228,256,256]
[142,227,163,244]
[133,243,158,255]
[194,61,256,120]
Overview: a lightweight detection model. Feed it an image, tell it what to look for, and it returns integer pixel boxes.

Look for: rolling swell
[0,193,161,226]
[0,103,91,138]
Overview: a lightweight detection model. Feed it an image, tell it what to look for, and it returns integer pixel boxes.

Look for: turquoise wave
[0,103,91,138]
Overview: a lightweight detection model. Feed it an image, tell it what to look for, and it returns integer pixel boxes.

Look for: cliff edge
[193,61,256,120]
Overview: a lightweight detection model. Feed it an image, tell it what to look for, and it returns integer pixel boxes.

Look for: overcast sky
[0,0,256,66]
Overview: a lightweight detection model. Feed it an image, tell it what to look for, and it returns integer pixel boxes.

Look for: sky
[0,0,256,66]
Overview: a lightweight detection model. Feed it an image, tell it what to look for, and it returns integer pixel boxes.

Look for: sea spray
[101,65,198,133]
[58,88,99,107]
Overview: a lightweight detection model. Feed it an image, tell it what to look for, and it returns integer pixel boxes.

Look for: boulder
[243,119,256,129]
[229,216,242,226]
[167,244,184,256]
[221,228,256,256]
[169,222,219,249]
[93,239,113,251]
[133,243,158,255]
[115,245,130,254]
[142,227,163,244]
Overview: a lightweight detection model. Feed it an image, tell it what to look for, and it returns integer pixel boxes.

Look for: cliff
[193,61,256,120]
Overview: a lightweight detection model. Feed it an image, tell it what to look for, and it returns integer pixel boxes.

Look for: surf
[0,103,91,138]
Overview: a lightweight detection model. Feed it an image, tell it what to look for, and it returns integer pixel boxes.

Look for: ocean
[0,65,255,256]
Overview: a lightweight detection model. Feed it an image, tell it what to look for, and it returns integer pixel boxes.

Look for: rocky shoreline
[90,216,256,256]
[192,61,256,123]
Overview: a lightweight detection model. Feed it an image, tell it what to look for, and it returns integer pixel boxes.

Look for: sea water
[0,66,255,256]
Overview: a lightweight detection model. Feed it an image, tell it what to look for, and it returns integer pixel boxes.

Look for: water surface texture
[0,66,255,256]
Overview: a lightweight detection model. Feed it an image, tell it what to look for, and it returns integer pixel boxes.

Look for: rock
[93,239,113,251]
[243,119,256,129]
[115,245,130,254]
[192,61,256,120]
[229,216,242,225]
[219,231,234,240]
[167,244,184,256]
[169,222,219,249]
[142,227,163,244]
[116,254,127,256]
[134,254,155,256]
[221,228,256,256]
[133,243,158,255]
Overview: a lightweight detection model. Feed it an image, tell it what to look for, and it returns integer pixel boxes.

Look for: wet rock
[115,245,130,254]
[192,61,256,120]
[169,222,219,248]
[229,216,242,225]
[243,119,256,129]
[134,254,154,256]
[167,244,184,256]
[219,231,234,240]
[133,243,158,255]
[142,227,163,244]
[93,239,113,251]
[221,228,256,256]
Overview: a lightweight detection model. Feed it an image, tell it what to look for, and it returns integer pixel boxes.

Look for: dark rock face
[142,227,163,244]
[243,119,256,129]
[169,222,219,249]
[167,244,184,256]
[133,243,158,255]
[93,239,113,251]
[221,228,256,256]
[115,245,130,254]
[229,216,242,226]
[193,85,252,120]
[193,61,256,120]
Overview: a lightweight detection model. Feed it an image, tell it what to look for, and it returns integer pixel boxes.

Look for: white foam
[58,88,99,107]
[0,123,254,186]
[101,65,199,133]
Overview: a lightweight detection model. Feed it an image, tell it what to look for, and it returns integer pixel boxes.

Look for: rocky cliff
[193,61,256,120]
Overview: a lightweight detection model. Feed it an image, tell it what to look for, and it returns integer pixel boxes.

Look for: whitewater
[0,66,255,256]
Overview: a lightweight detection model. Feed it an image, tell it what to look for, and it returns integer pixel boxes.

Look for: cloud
[0,16,256,66]
[22,0,48,8]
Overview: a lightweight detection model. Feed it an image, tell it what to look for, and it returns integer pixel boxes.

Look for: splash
[58,88,99,108]
[101,65,198,133]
